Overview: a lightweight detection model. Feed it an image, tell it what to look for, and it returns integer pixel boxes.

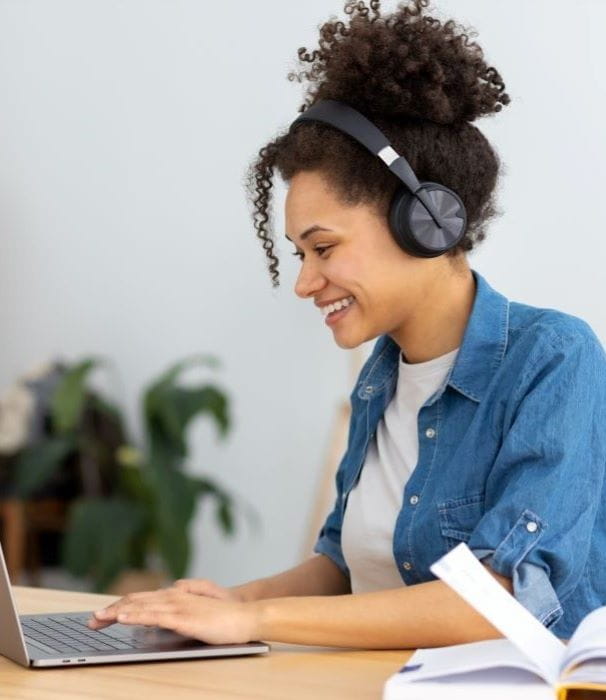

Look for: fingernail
[95,609,108,618]
[118,613,128,622]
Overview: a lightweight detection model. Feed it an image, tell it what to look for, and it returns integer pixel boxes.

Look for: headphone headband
[289,99,467,258]
[290,100,445,230]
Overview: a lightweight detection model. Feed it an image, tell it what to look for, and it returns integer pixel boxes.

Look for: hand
[87,588,261,645]
[171,577,243,602]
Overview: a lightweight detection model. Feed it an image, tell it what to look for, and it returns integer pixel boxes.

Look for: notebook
[0,541,270,667]
[383,543,606,700]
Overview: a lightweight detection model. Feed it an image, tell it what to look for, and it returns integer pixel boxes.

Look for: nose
[294,258,327,299]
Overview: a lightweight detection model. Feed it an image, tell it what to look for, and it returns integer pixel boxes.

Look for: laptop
[0,542,270,667]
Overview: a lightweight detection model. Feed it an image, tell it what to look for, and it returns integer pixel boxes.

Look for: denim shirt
[314,268,606,638]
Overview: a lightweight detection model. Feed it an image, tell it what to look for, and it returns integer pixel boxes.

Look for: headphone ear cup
[389,183,467,258]
[389,187,428,257]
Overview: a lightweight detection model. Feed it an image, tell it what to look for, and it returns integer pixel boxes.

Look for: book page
[384,669,554,700]
[560,658,606,687]
[384,663,554,700]
[561,606,606,675]
[395,638,544,683]
[430,542,565,685]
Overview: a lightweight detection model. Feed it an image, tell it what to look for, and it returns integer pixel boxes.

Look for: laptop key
[64,631,129,647]
[33,633,64,645]
[24,616,153,654]
[75,638,132,651]
[57,616,134,640]
[38,632,67,642]
[26,638,63,655]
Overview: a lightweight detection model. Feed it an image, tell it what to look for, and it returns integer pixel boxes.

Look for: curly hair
[244,0,510,287]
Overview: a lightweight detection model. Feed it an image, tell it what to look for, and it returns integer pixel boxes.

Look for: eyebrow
[284,225,333,243]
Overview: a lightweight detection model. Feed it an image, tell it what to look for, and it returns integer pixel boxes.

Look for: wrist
[228,584,248,602]
[231,578,267,603]
[250,598,273,641]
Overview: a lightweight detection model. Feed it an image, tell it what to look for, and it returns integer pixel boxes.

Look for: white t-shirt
[341,346,460,593]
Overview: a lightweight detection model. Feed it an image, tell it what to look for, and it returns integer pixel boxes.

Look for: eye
[291,245,333,262]
[314,245,333,258]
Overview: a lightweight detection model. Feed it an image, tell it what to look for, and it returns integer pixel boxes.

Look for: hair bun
[288,0,510,125]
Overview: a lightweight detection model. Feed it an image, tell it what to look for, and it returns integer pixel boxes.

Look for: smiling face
[285,170,461,350]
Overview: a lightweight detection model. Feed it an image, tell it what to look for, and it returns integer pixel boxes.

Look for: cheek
[325,245,410,311]
[325,252,371,291]
[320,263,350,292]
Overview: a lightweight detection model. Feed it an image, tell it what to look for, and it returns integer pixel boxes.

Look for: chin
[334,337,358,350]
[332,330,376,350]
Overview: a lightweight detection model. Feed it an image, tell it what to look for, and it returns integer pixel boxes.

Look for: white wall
[0,0,604,587]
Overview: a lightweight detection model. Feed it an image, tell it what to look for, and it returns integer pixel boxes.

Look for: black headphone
[289,99,467,258]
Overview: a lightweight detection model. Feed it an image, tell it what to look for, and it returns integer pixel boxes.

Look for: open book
[384,543,606,700]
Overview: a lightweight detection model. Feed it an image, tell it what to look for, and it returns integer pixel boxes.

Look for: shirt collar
[361,269,510,404]
[448,268,510,403]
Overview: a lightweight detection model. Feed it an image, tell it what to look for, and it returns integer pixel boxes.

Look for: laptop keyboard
[22,614,141,655]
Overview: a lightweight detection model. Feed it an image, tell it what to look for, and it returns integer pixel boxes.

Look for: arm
[232,554,351,601]
[254,568,512,648]
[89,562,510,648]
[167,553,351,603]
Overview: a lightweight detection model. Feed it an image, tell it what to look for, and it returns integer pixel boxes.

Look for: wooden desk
[0,587,412,699]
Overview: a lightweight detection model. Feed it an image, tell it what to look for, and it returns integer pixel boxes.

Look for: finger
[88,604,125,628]
[87,617,110,630]
[88,590,171,627]
[114,608,177,630]
[90,600,178,628]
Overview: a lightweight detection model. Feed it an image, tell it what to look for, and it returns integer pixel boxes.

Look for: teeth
[321,295,355,317]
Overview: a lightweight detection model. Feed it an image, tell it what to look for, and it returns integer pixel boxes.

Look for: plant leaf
[191,476,236,536]
[144,355,219,421]
[12,436,75,497]
[146,463,198,579]
[87,393,123,425]
[148,386,230,461]
[217,498,235,535]
[62,497,148,591]
[119,463,155,507]
[175,386,230,437]
[143,356,226,457]
[147,355,220,398]
[51,358,101,433]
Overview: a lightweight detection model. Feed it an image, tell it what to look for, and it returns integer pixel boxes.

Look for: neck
[390,264,476,364]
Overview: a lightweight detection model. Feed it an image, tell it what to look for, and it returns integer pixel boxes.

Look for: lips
[324,297,356,327]
[319,295,355,318]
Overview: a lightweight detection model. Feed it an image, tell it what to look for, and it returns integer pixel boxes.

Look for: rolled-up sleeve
[467,325,606,628]
[313,496,350,576]
[313,409,354,577]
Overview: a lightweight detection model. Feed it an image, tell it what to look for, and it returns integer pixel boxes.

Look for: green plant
[8,359,125,504]
[9,356,238,591]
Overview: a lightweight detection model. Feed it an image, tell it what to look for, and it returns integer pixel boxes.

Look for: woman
[89,0,606,647]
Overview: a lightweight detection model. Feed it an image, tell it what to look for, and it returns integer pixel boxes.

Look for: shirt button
[425,428,436,439]
[409,495,419,505]
[526,521,538,533]
[402,561,413,571]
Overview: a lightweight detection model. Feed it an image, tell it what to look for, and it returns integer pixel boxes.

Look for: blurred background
[0,0,604,593]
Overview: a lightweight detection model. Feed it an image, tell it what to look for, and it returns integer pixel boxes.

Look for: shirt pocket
[438,493,485,550]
